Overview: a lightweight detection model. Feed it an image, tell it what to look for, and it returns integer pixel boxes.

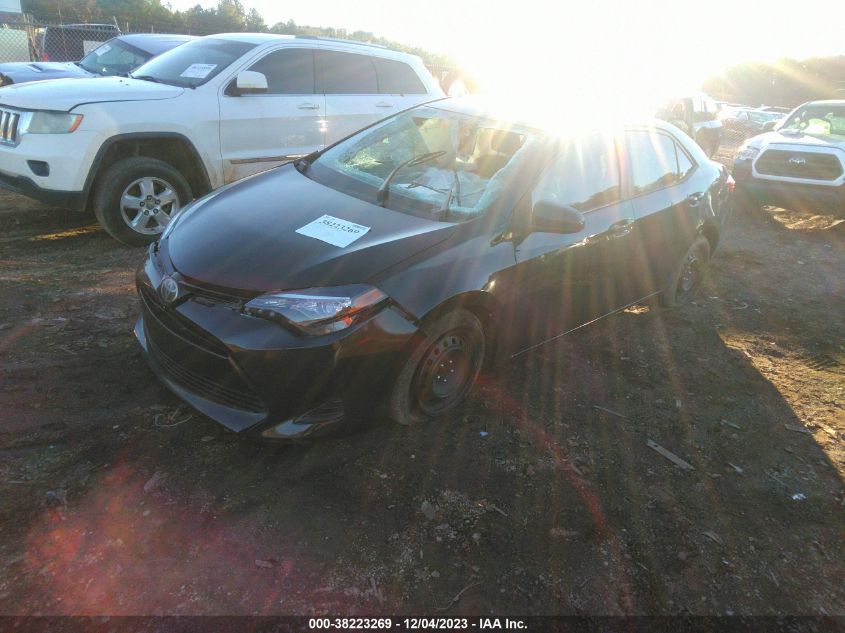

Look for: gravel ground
[0,140,843,616]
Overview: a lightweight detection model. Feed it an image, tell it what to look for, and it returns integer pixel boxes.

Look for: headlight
[736,145,760,161]
[244,284,388,336]
[21,111,83,134]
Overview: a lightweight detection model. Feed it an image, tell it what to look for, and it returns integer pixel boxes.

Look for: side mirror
[532,200,586,234]
[234,70,268,95]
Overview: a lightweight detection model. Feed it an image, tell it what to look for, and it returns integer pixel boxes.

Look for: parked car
[38,24,121,62]
[134,98,734,439]
[720,107,783,140]
[0,33,443,245]
[733,100,845,215]
[656,93,723,157]
[0,34,195,87]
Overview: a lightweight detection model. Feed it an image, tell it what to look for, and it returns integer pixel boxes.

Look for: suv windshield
[306,106,540,221]
[130,38,256,88]
[78,38,150,76]
[781,104,845,140]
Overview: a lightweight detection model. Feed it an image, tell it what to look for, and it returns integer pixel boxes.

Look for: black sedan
[0,34,194,87]
[135,99,733,439]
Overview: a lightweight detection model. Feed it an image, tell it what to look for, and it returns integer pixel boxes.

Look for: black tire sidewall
[93,157,192,246]
[388,309,485,426]
[660,236,711,308]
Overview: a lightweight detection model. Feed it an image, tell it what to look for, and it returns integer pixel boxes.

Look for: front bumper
[0,130,100,209]
[134,252,420,438]
[733,159,845,215]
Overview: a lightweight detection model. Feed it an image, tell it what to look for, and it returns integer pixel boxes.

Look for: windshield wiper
[376,151,445,207]
[438,170,462,221]
[131,74,167,85]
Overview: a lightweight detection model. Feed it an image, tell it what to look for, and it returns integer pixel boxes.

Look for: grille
[139,284,229,357]
[756,149,843,181]
[147,334,265,413]
[0,108,21,146]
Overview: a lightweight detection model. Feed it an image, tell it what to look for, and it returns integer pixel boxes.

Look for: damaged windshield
[781,104,845,140]
[306,106,541,221]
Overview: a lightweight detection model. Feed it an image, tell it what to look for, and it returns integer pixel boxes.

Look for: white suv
[0,33,443,244]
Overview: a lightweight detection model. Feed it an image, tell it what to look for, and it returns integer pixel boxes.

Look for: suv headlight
[244,285,388,336]
[736,145,760,161]
[21,111,83,134]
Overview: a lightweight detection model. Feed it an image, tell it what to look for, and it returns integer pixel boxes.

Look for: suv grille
[0,108,21,145]
[756,149,844,181]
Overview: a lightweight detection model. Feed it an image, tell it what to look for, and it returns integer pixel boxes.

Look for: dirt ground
[0,141,843,616]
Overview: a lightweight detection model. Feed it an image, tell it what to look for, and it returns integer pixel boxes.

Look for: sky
[167,0,843,102]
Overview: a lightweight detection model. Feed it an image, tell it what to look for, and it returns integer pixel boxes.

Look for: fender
[82,132,213,205]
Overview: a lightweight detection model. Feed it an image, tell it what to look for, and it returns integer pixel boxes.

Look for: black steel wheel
[389,309,485,425]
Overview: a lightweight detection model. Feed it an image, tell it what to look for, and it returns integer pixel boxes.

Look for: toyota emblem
[788,156,807,166]
[158,276,180,305]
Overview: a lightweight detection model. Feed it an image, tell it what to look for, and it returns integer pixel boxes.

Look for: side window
[676,144,694,180]
[372,57,427,94]
[532,134,621,212]
[316,50,378,94]
[626,130,694,195]
[246,48,314,94]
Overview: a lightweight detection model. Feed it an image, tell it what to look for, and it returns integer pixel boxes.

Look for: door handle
[298,103,321,110]
[607,219,633,237]
[686,192,704,207]
[375,101,394,108]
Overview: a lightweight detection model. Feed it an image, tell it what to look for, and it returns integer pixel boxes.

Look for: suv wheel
[93,157,192,246]
[660,236,711,308]
[388,309,485,425]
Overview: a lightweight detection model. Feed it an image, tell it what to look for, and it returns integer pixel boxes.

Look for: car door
[316,48,396,144]
[503,133,640,353]
[622,128,703,296]
[371,56,432,112]
[219,47,326,183]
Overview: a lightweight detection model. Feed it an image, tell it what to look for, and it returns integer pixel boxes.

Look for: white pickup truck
[733,100,845,216]
[0,33,443,244]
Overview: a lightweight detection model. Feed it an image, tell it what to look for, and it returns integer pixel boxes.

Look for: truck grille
[0,108,21,146]
[756,149,843,181]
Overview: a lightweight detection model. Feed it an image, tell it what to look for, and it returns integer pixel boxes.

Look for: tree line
[703,56,845,107]
[17,0,455,69]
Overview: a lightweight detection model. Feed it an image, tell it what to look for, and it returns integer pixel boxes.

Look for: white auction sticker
[93,43,112,56]
[179,63,217,79]
[295,215,371,248]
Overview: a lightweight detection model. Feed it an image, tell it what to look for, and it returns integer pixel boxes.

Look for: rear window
[316,50,378,94]
[372,57,427,94]
[131,38,256,88]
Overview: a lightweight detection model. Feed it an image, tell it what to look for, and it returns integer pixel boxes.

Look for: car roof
[116,33,197,55]
[428,96,680,138]
[206,32,414,58]
[802,100,845,106]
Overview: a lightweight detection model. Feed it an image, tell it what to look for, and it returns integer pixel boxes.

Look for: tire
[93,157,192,246]
[660,236,711,308]
[388,309,485,426]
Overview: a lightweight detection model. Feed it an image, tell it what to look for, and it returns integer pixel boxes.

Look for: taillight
[727,175,736,194]
[42,53,49,61]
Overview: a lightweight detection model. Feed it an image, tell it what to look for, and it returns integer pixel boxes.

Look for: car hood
[166,164,457,292]
[0,62,94,84]
[0,76,183,111]
[746,129,845,150]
